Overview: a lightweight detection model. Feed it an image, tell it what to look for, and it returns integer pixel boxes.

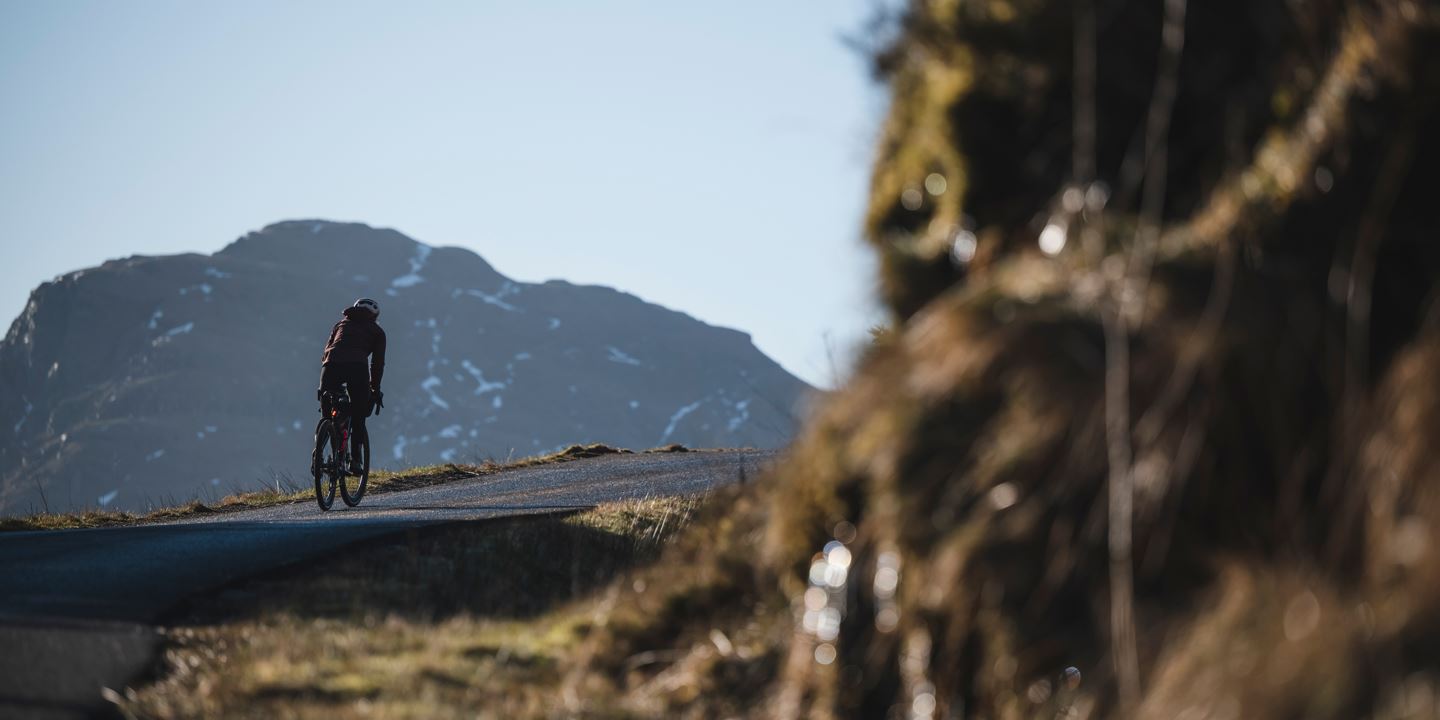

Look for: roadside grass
[0,443,679,533]
[116,495,706,719]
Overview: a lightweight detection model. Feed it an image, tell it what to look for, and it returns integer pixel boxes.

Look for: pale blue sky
[0,1,885,387]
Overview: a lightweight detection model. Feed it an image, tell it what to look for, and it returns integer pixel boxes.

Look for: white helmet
[353,298,380,318]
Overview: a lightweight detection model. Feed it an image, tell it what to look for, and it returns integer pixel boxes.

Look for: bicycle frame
[329,406,352,473]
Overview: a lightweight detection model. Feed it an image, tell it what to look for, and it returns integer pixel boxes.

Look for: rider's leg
[318,364,345,411]
[339,363,372,467]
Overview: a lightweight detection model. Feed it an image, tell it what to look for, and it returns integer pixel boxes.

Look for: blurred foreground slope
[560,1,1440,717]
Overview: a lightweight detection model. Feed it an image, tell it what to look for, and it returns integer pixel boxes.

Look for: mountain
[0,220,812,514]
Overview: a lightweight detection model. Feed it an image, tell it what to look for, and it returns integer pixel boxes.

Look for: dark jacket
[322,307,386,390]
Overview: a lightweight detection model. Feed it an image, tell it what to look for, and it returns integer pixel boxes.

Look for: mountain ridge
[0,220,811,514]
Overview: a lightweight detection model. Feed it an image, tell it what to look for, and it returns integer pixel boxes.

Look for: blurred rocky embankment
[574,1,1440,717]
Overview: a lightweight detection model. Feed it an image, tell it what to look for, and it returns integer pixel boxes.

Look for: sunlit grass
[119,496,706,719]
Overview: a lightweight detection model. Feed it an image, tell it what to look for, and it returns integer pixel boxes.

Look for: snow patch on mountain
[660,400,704,444]
[457,282,521,312]
[391,243,432,289]
[12,397,33,435]
[420,376,450,410]
[461,360,507,395]
[415,318,443,356]
[607,346,643,366]
[728,399,752,432]
[152,322,195,347]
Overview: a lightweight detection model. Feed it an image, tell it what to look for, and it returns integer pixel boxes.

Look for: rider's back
[323,306,387,373]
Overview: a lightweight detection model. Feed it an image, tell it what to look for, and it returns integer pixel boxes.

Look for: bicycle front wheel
[340,433,369,507]
[313,420,338,510]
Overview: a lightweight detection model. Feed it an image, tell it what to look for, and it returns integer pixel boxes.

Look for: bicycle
[312,388,371,510]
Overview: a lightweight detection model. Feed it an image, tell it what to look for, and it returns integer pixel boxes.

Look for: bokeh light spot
[1039,222,1067,256]
[1062,187,1084,214]
[951,230,978,265]
[989,482,1019,510]
[1064,666,1082,689]
[901,188,924,210]
[924,173,948,196]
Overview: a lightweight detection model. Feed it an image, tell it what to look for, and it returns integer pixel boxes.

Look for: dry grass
[116,495,706,719]
[0,489,303,532]
[0,443,677,533]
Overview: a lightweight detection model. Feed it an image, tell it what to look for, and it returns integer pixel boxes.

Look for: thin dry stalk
[1106,0,1188,711]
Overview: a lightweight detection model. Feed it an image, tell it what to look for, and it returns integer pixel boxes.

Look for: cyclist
[319,298,386,474]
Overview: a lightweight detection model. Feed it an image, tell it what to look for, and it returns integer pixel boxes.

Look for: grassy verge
[115,495,704,719]
[1,443,688,532]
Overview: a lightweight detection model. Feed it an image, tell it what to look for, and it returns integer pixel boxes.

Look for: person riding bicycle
[319,298,386,474]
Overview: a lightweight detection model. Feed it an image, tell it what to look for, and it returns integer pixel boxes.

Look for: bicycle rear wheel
[312,420,338,510]
[340,433,369,507]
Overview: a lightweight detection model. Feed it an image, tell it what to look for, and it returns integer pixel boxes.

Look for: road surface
[0,449,773,719]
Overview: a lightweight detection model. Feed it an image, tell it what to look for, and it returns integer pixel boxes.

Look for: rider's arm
[370,327,386,391]
[324,322,341,357]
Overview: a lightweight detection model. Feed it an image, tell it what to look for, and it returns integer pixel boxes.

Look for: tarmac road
[0,449,774,719]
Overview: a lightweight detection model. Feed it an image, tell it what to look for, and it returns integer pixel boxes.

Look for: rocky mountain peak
[0,221,811,514]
